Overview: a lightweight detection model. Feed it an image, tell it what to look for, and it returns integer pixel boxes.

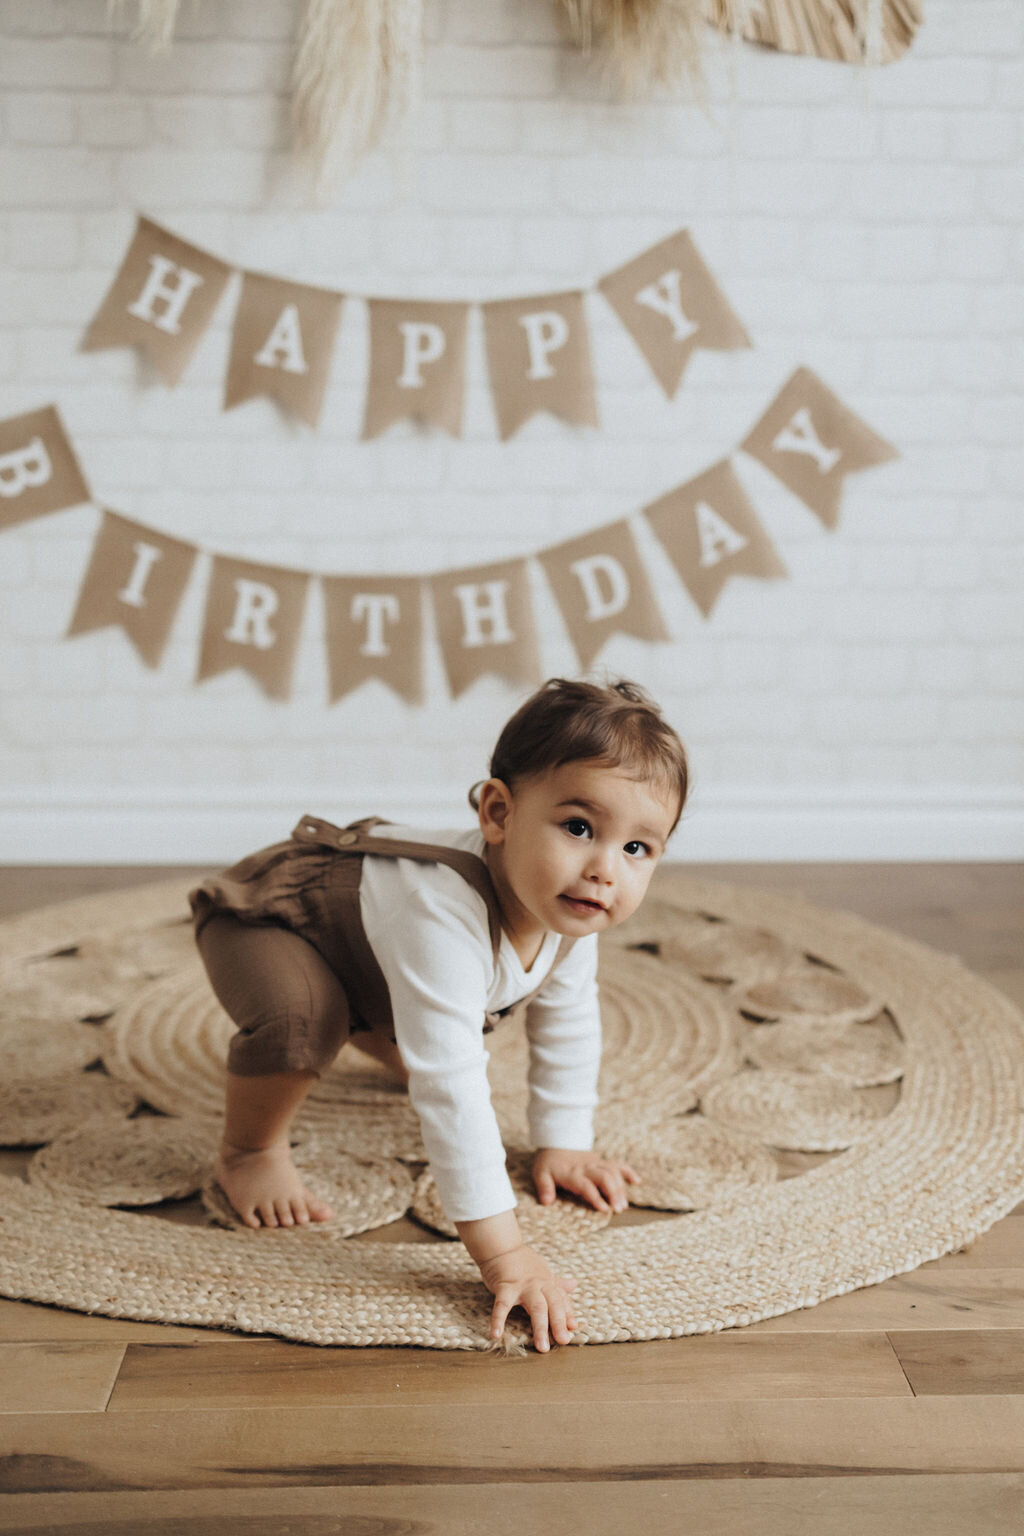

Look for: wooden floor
[1,861,1023,1535]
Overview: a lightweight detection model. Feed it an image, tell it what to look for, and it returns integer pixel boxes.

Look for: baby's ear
[477,778,513,842]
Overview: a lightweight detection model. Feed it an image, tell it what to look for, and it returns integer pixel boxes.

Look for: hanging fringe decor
[557,0,711,99]
[110,0,423,184]
[110,0,919,179]
[704,0,921,66]
[290,0,423,186]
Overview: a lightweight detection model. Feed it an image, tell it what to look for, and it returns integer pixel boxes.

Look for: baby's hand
[533,1147,640,1214]
[477,1243,578,1353]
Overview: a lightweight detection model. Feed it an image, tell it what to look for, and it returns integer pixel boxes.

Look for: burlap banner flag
[66,510,198,668]
[0,405,89,531]
[538,520,670,668]
[363,300,471,439]
[322,574,425,706]
[598,230,752,399]
[82,215,234,387]
[430,558,540,698]
[82,218,763,436]
[742,366,900,529]
[6,360,898,703]
[481,292,598,440]
[197,555,309,701]
[643,459,787,617]
[225,270,344,429]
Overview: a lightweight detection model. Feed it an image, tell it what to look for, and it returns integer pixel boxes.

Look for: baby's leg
[347,1029,409,1085]
[196,914,353,1228]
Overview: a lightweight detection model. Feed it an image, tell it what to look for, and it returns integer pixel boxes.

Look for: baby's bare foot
[214,1140,333,1230]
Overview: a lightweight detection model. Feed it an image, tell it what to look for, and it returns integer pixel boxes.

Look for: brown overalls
[189,814,575,1078]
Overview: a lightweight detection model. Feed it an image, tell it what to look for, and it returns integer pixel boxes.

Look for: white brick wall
[0,0,1022,862]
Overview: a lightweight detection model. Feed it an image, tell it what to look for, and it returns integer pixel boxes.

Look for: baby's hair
[469,677,690,834]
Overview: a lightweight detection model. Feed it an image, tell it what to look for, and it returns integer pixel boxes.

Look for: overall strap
[291,813,505,967]
[290,814,578,1033]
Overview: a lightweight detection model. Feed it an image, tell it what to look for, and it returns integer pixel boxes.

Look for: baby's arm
[456,1209,578,1352]
[364,872,577,1348]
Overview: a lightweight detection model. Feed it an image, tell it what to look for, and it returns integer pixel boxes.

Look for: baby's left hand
[533,1148,640,1215]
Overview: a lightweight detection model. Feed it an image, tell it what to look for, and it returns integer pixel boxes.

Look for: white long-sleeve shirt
[358,824,601,1223]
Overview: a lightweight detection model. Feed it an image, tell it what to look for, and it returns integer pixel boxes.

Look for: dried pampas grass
[110,0,921,181]
[558,1,711,98]
[110,0,424,186]
[290,0,423,186]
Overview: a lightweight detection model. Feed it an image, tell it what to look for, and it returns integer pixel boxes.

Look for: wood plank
[0,1299,269,1347]
[0,1344,124,1414]
[0,867,209,921]
[676,862,1024,973]
[927,1213,1024,1268]
[106,1331,911,1412]
[5,1399,1024,1492]
[2,1475,1024,1536]
[749,1264,1024,1332]
[888,1329,1024,1396]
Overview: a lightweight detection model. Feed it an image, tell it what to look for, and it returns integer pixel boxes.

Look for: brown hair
[469,677,690,834]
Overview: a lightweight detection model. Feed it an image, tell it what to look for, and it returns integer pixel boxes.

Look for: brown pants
[196,913,365,1078]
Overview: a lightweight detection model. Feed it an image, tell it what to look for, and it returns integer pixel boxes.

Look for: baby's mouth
[559,894,607,915]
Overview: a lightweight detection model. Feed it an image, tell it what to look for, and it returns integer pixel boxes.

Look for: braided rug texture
[1,872,1023,1353]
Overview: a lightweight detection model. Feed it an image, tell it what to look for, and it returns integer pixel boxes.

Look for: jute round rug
[1,871,1022,1353]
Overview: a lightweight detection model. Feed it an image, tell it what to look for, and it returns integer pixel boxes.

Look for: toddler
[189,677,689,1353]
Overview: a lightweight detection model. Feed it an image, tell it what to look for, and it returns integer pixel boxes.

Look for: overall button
[337,830,359,846]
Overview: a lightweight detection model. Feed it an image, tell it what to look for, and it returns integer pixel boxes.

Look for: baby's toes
[230,1190,263,1229]
[274,1199,297,1227]
[308,1195,333,1223]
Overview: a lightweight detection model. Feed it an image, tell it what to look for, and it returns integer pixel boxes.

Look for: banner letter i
[117,542,164,608]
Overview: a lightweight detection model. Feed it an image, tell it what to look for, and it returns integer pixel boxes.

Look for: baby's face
[485,758,678,941]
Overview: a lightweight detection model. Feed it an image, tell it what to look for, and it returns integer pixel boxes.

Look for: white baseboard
[0,785,1022,863]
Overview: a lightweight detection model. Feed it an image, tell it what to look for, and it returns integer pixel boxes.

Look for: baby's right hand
[477,1243,578,1352]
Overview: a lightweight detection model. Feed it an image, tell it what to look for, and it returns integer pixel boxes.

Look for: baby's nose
[585,846,616,881]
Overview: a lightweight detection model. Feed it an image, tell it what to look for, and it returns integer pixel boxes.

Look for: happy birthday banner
[0,378,898,703]
[81,216,754,436]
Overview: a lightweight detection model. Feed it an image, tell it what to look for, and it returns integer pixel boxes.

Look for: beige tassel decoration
[112,0,424,186]
[291,0,423,186]
[558,0,711,98]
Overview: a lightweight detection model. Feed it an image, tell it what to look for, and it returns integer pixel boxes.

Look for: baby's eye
[624,840,651,858]
[563,818,591,839]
